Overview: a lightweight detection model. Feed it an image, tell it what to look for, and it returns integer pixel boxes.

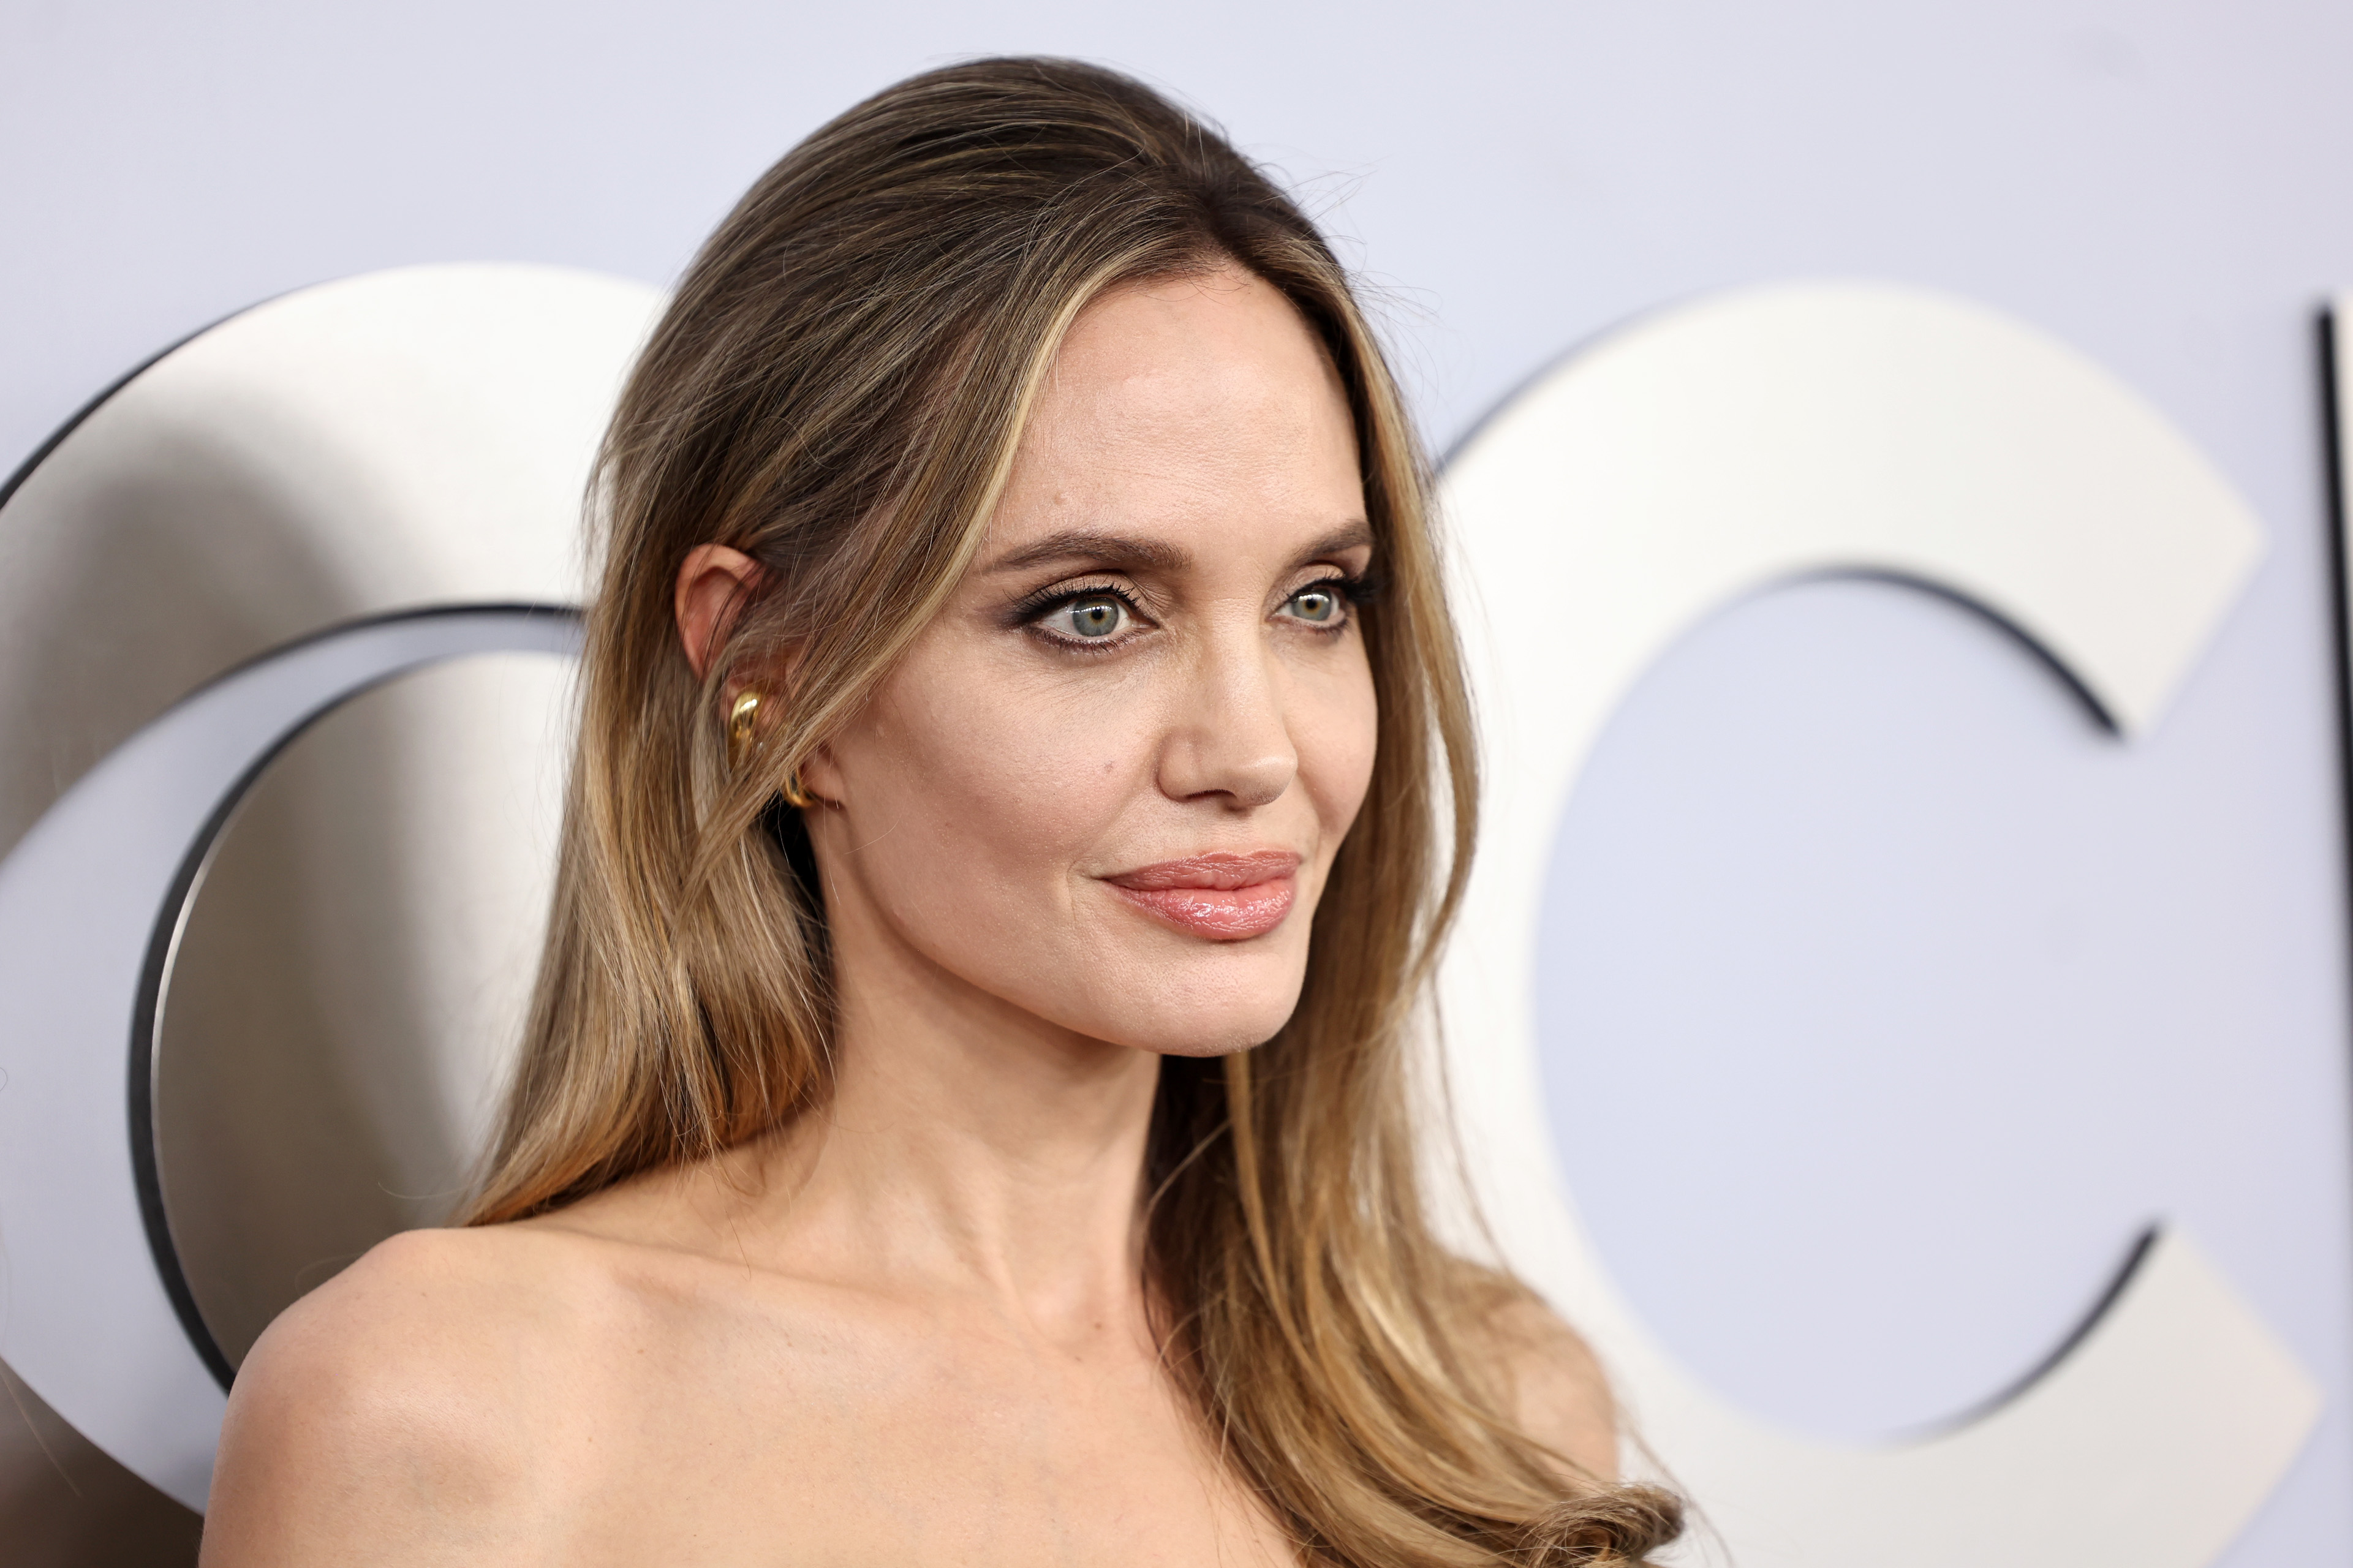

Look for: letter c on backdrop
[1438,281,2319,1567]
[0,265,662,1508]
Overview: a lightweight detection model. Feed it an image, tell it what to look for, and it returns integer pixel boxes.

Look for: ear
[797,737,847,805]
[675,544,764,684]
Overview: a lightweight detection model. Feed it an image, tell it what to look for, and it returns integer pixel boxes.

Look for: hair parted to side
[466,56,1680,1566]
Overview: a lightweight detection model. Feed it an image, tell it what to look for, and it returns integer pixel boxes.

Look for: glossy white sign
[0,266,661,1509]
[1438,281,2317,1566]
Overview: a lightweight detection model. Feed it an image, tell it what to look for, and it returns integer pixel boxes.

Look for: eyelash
[1278,574,1373,636]
[1014,571,1377,651]
[1013,580,1149,652]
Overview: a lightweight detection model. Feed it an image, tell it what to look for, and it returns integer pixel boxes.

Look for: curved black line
[1904,1226,2159,1439]
[164,600,583,710]
[1584,564,2118,738]
[0,292,289,518]
[2313,309,2353,1270]
[1801,567,2120,733]
[2321,304,2353,878]
[1436,312,1630,472]
[126,605,581,1389]
[130,750,295,1390]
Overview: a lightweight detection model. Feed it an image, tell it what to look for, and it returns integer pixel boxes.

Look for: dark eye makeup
[1007,578,1149,647]
[1008,565,1380,652]
[1282,571,1383,623]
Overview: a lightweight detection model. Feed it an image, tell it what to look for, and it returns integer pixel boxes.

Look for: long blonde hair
[469,56,1680,1566]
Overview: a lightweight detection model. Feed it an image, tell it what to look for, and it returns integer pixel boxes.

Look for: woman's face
[804,265,1378,1057]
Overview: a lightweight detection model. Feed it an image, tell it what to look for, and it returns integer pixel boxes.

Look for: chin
[1086,952,1310,1058]
[1147,1021,1289,1059]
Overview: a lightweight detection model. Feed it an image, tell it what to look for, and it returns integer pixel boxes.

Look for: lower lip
[1109,878,1296,941]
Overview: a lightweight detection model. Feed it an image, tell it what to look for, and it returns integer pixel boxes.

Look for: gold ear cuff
[727,690,762,770]
[728,690,817,808]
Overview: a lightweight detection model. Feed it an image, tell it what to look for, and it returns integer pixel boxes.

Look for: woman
[203,57,1682,1566]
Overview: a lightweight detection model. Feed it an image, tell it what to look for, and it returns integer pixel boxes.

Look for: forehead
[983,267,1364,562]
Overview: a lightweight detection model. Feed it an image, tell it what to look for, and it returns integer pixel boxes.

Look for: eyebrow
[984,522,1375,578]
[987,530,1191,576]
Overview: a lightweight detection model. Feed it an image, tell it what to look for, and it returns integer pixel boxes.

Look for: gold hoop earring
[779,771,817,810]
[727,689,761,771]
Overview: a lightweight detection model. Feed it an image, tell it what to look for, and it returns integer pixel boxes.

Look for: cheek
[825,625,1379,1054]
[1296,652,1381,848]
[837,649,1150,921]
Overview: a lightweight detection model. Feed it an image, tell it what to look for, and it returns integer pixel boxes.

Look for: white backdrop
[6,2,2352,1562]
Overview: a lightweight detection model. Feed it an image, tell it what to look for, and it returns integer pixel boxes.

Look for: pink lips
[1103,850,1301,941]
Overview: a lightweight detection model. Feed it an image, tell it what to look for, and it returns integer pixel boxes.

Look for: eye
[1048,594,1131,641]
[1282,581,1346,626]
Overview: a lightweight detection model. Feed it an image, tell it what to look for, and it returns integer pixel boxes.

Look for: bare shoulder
[201,1224,623,1567]
[1476,1284,1620,1483]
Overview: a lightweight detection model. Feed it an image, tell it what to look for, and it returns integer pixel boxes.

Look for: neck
[714,880,1165,1343]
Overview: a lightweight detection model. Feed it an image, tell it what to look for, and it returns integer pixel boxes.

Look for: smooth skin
[200,265,1614,1567]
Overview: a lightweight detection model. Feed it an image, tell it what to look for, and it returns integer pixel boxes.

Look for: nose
[1157,624,1298,810]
